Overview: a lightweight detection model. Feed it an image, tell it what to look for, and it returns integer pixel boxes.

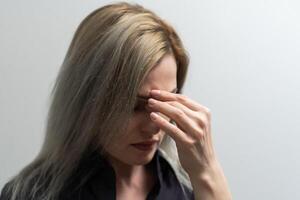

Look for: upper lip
[132,139,159,145]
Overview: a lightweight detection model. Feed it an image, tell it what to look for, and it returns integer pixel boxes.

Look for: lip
[131,140,159,145]
[131,140,158,151]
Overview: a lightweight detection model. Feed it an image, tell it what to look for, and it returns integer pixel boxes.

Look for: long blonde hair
[4,2,190,199]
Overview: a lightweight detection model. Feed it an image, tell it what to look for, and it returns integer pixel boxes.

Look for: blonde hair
[4,2,190,199]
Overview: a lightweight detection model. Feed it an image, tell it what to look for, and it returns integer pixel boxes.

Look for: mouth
[131,140,158,151]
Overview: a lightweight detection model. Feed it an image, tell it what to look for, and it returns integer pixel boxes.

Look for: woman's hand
[146,89,232,200]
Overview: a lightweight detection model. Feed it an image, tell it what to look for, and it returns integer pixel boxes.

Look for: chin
[129,148,156,165]
[131,159,153,166]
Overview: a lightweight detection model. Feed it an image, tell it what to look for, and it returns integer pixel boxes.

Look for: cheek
[128,112,145,127]
[105,117,139,150]
[120,115,141,141]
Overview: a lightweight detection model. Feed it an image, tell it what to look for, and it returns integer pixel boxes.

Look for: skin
[148,90,232,200]
[105,53,177,199]
[105,53,232,200]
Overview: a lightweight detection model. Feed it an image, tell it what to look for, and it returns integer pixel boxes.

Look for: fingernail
[148,98,156,106]
[150,112,158,120]
[151,90,160,97]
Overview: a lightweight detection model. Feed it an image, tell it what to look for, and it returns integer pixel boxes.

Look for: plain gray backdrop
[1,0,300,199]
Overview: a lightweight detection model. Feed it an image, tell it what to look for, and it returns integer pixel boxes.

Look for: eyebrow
[137,87,178,100]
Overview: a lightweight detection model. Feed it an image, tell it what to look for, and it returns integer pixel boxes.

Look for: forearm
[189,161,232,200]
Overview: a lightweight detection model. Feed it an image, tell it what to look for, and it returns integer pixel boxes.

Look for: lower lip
[131,143,156,151]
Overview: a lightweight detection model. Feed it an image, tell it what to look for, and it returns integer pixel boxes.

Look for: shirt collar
[77,148,179,199]
[61,149,193,200]
[87,149,165,194]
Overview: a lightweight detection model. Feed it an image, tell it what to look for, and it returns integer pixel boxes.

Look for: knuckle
[195,113,203,121]
[168,101,177,106]
[195,114,206,126]
[202,118,209,126]
[183,138,194,146]
[197,130,205,139]
[206,110,211,118]
[174,109,185,119]
[176,94,187,102]
[204,107,211,118]
[160,118,168,126]
[195,112,210,127]
[184,139,199,148]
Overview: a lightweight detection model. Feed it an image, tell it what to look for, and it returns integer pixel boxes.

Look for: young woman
[0,2,232,200]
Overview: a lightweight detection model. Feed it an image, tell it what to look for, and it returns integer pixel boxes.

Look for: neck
[107,156,155,188]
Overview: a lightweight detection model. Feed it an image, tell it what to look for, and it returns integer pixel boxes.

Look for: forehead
[138,54,177,97]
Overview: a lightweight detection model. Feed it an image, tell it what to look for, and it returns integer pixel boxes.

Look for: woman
[0,2,232,200]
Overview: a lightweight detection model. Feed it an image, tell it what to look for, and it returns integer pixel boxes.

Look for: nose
[140,110,161,136]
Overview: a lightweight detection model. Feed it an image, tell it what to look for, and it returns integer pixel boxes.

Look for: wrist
[189,164,222,195]
[188,161,232,200]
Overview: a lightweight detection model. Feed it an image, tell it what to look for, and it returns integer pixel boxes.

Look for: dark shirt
[1,149,194,200]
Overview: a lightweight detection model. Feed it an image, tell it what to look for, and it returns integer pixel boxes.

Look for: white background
[1,0,300,199]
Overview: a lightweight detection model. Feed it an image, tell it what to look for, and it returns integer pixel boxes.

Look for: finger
[149,112,192,145]
[167,100,207,129]
[150,90,209,112]
[148,98,204,140]
[167,100,197,119]
[146,99,195,119]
